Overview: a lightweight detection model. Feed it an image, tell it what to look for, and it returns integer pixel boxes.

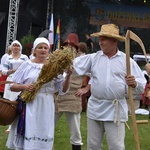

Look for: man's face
[99,36,116,53]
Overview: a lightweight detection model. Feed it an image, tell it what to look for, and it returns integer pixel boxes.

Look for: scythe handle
[125,30,140,150]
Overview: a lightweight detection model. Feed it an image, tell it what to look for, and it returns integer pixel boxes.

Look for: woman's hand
[62,66,73,93]
[65,66,73,78]
[25,83,36,92]
[11,83,36,92]
[7,69,16,76]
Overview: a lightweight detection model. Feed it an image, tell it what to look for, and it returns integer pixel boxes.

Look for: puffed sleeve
[54,74,69,95]
[73,54,94,75]
[12,61,28,84]
[2,57,10,75]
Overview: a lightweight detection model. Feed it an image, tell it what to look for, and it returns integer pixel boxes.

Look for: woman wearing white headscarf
[2,40,29,133]
[6,37,72,150]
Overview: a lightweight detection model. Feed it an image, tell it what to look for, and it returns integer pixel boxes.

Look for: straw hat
[62,33,79,50]
[91,24,125,42]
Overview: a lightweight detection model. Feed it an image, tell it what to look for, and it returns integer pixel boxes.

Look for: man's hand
[125,75,137,88]
[75,84,91,97]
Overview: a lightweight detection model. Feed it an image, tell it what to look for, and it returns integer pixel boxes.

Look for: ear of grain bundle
[20,47,74,102]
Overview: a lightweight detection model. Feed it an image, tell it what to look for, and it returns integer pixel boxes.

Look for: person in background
[74,24,146,150]
[6,37,72,150]
[2,40,28,133]
[142,63,150,118]
[76,80,91,112]
[85,34,94,54]
[0,46,12,66]
[0,46,12,97]
[0,64,4,97]
[54,34,86,150]
[77,42,87,56]
[77,42,91,112]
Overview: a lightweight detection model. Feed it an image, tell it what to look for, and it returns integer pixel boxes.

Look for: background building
[0,0,150,57]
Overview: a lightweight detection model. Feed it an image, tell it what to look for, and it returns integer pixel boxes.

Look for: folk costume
[0,63,7,96]
[55,33,84,149]
[6,37,69,150]
[73,24,146,150]
[6,60,67,150]
[2,40,28,101]
[2,40,28,133]
[142,64,150,110]
[0,47,12,97]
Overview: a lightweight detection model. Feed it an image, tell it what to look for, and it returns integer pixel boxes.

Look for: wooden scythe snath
[125,30,147,150]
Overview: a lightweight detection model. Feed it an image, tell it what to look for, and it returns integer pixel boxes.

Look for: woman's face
[34,43,49,58]
[12,43,21,53]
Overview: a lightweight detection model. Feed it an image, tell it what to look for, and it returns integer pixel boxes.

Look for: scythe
[125,30,147,150]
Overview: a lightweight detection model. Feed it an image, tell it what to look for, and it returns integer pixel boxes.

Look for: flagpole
[46,0,50,29]
[54,19,60,50]
[46,0,54,29]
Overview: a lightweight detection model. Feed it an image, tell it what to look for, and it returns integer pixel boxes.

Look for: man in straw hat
[74,23,146,150]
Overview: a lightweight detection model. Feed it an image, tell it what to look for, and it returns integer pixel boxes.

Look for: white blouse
[2,54,29,75]
[12,60,66,95]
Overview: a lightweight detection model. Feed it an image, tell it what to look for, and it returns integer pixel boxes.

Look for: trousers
[55,112,83,145]
[87,118,125,150]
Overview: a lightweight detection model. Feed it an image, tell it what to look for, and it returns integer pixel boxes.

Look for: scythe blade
[128,30,148,63]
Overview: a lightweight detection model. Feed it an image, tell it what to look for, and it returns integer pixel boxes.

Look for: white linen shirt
[73,50,146,122]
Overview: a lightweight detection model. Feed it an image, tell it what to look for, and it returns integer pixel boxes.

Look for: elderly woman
[6,37,72,150]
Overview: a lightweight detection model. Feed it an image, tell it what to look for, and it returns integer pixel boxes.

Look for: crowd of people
[0,23,149,150]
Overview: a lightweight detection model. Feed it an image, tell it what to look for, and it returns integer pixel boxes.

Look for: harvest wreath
[20,47,74,102]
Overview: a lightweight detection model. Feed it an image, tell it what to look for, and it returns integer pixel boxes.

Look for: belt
[112,99,120,124]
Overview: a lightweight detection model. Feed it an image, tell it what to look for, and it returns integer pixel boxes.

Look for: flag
[48,13,54,50]
[55,19,60,49]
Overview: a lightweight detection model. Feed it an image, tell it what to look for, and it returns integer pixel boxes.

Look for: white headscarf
[33,37,50,50]
[10,40,22,53]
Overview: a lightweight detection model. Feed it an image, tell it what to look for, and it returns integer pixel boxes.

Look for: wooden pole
[125,30,140,150]
[136,120,149,124]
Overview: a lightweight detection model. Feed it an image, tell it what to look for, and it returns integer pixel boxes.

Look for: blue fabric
[16,95,26,138]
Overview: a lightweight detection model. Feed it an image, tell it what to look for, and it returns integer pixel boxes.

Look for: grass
[0,112,150,150]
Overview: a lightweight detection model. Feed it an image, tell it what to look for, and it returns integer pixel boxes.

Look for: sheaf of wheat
[20,47,74,102]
